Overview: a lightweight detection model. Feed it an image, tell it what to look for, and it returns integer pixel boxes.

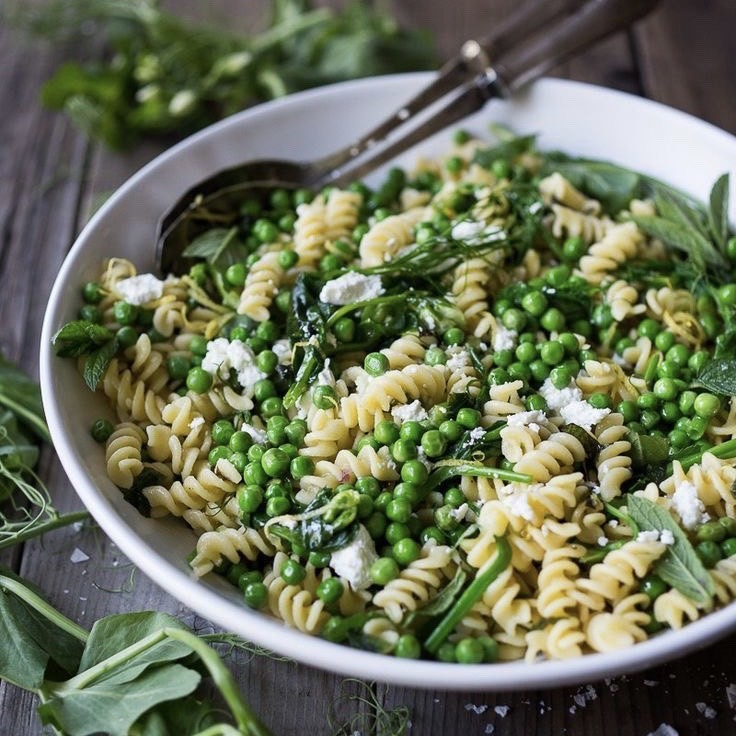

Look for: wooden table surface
[1,1,736,734]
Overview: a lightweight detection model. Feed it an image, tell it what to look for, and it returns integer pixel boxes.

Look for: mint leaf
[82,338,118,390]
[52,320,113,358]
[696,358,736,396]
[708,173,731,250]
[627,496,714,606]
[181,226,244,267]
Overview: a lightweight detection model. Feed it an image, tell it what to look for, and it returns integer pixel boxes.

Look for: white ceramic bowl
[40,74,736,690]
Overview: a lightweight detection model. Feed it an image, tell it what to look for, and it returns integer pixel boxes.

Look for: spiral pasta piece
[237,251,284,321]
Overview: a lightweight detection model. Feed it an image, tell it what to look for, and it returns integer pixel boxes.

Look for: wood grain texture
[1,1,736,735]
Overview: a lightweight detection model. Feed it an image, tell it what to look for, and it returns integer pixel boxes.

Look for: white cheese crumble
[240,423,267,444]
[559,400,610,430]
[538,378,583,412]
[492,326,517,351]
[469,427,485,440]
[115,273,165,306]
[450,503,469,522]
[597,536,609,547]
[201,338,266,393]
[328,524,378,591]
[507,410,547,428]
[391,400,428,424]
[188,416,205,430]
[316,358,336,387]
[671,480,709,530]
[637,530,661,544]
[319,272,384,305]
[272,339,292,366]
[500,484,538,521]
[451,220,485,241]
[445,345,472,370]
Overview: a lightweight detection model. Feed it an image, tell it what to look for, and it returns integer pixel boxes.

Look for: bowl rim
[40,73,736,690]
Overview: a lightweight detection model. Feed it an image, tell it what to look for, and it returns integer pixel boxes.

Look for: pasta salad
[53,129,736,664]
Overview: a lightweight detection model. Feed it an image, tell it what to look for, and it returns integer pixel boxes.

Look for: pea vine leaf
[696,358,736,396]
[627,496,714,606]
[708,173,730,250]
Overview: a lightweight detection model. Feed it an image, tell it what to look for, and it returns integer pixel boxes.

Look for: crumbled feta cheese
[538,378,583,412]
[316,358,336,387]
[329,524,378,590]
[116,273,165,305]
[188,416,205,430]
[507,410,547,428]
[451,220,485,241]
[391,400,428,424]
[559,400,610,430]
[450,503,469,522]
[240,423,267,444]
[272,339,292,366]
[500,485,537,521]
[493,326,517,351]
[469,427,485,440]
[446,346,472,370]
[637,530,661,544]
[660,530,674,545]
[319,272,384,305]
[417,447,434,470]
[597,536,609,547]
[201,338,266,393]
[672,480,709,530]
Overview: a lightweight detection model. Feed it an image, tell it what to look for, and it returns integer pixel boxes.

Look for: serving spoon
[156,0,659,274]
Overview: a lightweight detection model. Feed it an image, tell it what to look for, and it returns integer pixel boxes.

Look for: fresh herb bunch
[8,0,436,150]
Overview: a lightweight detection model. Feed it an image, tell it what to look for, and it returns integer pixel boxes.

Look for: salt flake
[70,548,89,564]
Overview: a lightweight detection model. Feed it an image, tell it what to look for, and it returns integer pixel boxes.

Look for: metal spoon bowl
[156,0,659,275]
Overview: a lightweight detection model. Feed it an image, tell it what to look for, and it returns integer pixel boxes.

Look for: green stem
[0,574,89,643]
[250,8,332,52]
[604,501,639,536]
[673,437,736,472]
[0,510,90,551]
[192,726,244,736]
[326,294,407,328]
[424,536,511,654]
[164,628,273,736]
[427,463,533,492]
[0,392,50,443]
[643,352,661,385]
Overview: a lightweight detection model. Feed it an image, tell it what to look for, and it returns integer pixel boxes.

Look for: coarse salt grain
[464,704,488,714]
[70,548,89,564]
[493,705,509,717]
[647,725,678,736]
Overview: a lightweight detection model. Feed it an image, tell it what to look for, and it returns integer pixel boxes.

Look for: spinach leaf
[627,496,714,606]
[696,358,736,396]
[627,431,670,468]
[283,273,331,408]
[708,173,731,250]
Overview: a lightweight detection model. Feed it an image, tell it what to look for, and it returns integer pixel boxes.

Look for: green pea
[653,377,677,401]
[330,316,355,344]
[437,642,457,662]
[456,407,481,429]
[719,517,736,536]
[455,637,485,664]
[696,520,727,543]
[374,491,392,513]
[637,318,661,339]
[588,393,611,410]
[189,336,208,356]
[260,396,284,418]
[375,420,400,446]
[437,419,461,442]
[660,401,681,424]
[225,263,247,287]
[393,538,421,566]
[401,459,429,485]
[209,420,233,446]
[525,394,547,412]
[316,577,343,605]
[365,511,387,539]
[370,557,400,585]
[186,367,212,394]
[721,538,736,558]
[82,281,103,304]
[208,445,231,467]
[165,355,189,381]
[266,495,291,517]
[679,390,697,416]
[444,487,465,508]
[261,448,290,478]
[280,559,306,585]
[539,340,564,366]
[687,415,709,440]
[521,290,548,317]
[696,540,723,569]
[420,526,447,545]
[549,366,572,390]
[290,455,314,480]
[421,429,446,458]
[113,301,139,326]
[540,307,565,333]
[668,428,688,449]
[694,392,720,419]
[243,581,268,609]
[386,498,412,524]
[253,218,279,244]
[515,342,537,364]
[434,504,459,532]
[391,438,417,463]
[657,360,680,379]
[501,308,527,332]
[394,633,421,659]
[312,384,338,411]
[640,408,659,430]
[493,298,512,317]
[493,349,514,368]
[424,346,447,366]
[640,574,667,602]
[666,343,690,366]
[355,476,381,498]
[113,326,136,349]
[443,327,465,346]
[546,265,571,287]
[637,392,658,410]
[90,419,114,443]
[364,352,390,376]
